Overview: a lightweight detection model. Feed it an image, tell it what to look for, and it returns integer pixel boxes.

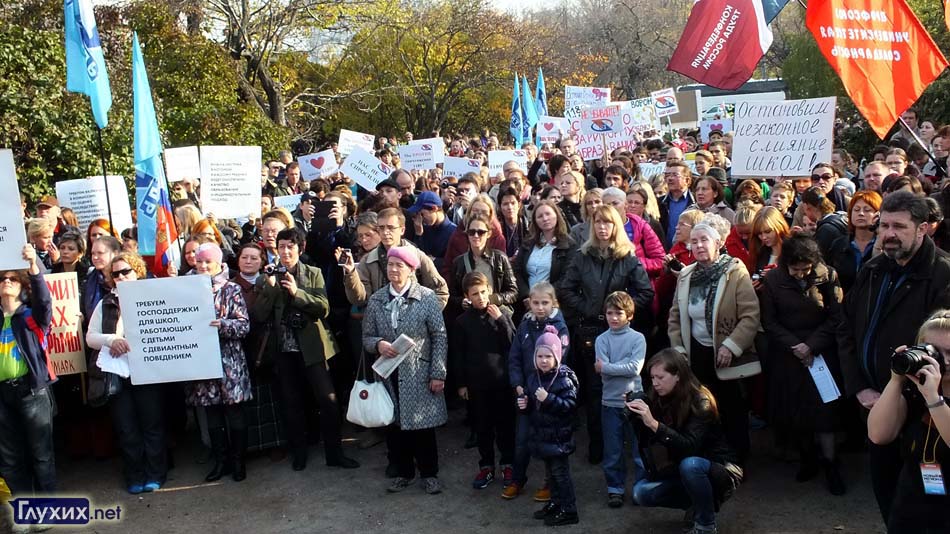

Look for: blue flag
[133,33,178,268]
[535,67,548,117]
[763,0,791,23]
[509,75,523,146]
[520,75,538,144]
[64,0,112,129]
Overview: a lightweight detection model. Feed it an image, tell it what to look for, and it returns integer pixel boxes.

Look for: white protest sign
[57,175,134,234]
[487,150,528,176]
[651,88,680,118]
[731,97,837,177]
[398,143,438,171]
[117,275,223,385]
[409,137,445,164]
[537,116,569,144]
[0,150,28,271]
[443,156,482,179]
[199,145,262,219]
[568,108,640,161]
[338,129,376,157]
[700,119,732,142]
[272,195,301,212]
[638,162,666,179]
[163,146,200,183]
[579,105,623,137]
[565,86,610,112]
[44,272,85,375]
[340,147,392,192]
[297,149,339,180]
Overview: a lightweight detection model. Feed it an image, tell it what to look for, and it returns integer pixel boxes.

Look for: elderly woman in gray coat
[363,246,448,495]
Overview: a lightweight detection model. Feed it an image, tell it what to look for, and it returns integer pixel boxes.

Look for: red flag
[807,0,948,139]
[667,0,774,90]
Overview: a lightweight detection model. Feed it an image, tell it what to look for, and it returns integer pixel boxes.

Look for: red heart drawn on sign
[310,156,325,169]
[710,123,723,132]
[543,122,554,131]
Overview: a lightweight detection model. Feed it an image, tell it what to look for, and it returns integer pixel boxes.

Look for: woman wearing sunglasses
[86,252,168,494]
[447,213,518,316]
[0,246,57,504]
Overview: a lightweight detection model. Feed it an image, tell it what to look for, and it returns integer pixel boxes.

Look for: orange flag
[807,0,948,138]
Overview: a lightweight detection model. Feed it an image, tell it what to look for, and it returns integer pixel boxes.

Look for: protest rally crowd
[3,117,950,533]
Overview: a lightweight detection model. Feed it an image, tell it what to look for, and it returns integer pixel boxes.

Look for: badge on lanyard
[920,463,946,496]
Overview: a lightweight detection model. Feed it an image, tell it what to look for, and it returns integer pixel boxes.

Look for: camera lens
[891,345,930,376]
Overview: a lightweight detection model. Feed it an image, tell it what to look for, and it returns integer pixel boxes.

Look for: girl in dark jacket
[522,326,579,526]
[629,349,743,534]
[800,187,848,262]
[0,246,57,496]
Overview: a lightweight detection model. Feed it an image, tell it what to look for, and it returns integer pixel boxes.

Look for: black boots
[230,428,247,482]
[326,444,360,469]
[822,459,846,496]
[205,427,248,482]
[205,427,233,482]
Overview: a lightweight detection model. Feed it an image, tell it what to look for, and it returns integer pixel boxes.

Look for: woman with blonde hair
[748,206,791,277]
[558,205,654,463]
[174,205,202,239]
[724,201,761,269]
[627,181,665,245]
[568,188,604,246]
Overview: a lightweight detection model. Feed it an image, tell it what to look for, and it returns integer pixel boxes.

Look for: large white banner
[537,116,569,144]
[442,156,482,179]
[117,275,223,385]
[297,149,339,181]
[338,129,376,157]
[0,150,28,271]
[487,150,528,176]
[163,146,200,183]
[340,147,392,192]
[564,86,611,119]
[409,137,446,164]
[398,143,437,171]
[731,97,836,177]
[56,175,134,234]
[44,272,86,375]
[199,145,262,219]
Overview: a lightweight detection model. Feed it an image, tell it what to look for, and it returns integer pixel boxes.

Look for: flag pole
[899,117,945,176]
[95,126,116,232]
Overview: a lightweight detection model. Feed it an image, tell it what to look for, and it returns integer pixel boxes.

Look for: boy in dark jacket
[452,272,516,490]
[523,325,579,526]
[505,281,570,500]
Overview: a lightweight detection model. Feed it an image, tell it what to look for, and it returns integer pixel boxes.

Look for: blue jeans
[602,405,645,495]
[633,457,717,529]
[0,383,56,494]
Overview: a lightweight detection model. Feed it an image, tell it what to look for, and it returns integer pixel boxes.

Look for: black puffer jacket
[526,365,578,458]
[558,248,654,330]
[814,213,848,262]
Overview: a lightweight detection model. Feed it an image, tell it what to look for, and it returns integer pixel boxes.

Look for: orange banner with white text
[807,0,948,138]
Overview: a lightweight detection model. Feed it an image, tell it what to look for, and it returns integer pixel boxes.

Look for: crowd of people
[3,114,950,533]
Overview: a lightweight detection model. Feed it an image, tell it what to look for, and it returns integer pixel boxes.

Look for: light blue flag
[132,33,173,257]
[64,0,112,129]
[509,75,523,146]
[520,75,538,144]
[535,67,548,117]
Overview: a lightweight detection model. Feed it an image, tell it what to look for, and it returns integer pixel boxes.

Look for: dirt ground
[20,411,884,534]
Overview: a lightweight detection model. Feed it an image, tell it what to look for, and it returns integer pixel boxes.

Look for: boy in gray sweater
[593,291,647,508]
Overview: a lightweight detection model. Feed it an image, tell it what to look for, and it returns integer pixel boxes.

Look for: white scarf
[386,283,411,330]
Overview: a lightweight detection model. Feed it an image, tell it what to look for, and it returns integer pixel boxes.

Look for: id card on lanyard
[920,419,947,496]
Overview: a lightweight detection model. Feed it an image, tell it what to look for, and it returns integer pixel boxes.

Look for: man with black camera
[839,191,950,523]
[254,228,359,472]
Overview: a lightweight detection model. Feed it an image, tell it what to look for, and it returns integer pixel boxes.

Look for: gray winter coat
[362,281,448,430]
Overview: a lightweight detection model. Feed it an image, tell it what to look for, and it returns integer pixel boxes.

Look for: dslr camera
[625,390,648,404]
[891,344,945,384]
[264,263,287,277]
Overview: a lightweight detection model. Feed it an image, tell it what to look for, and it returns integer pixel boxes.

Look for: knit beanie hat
[534,325,563,367]
[387,246,420,271]
[196,242,223,264]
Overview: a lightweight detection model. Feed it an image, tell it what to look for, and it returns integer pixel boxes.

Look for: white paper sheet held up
[808,355,841,403]
[96,345,131,378]
[372,334,417,380]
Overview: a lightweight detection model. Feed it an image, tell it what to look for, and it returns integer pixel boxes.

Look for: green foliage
[0,0,290,205]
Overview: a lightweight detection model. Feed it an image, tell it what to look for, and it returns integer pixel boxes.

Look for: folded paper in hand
[808,355,841,404]
[97,345,131,378]
[372,334,416,380]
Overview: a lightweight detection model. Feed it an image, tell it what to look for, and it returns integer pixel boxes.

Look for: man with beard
[839,191,950,526]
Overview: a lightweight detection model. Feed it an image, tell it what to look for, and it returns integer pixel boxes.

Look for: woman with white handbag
[362,247,448,496]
